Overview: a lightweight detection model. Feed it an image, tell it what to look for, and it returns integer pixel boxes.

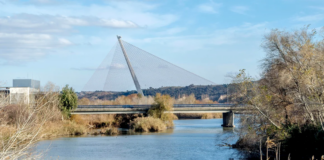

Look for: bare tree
[0,84,61,160]
[231,26,324,158]
[262,26,324,127]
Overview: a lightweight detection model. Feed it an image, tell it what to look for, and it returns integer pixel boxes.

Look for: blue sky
[1,0,324,91]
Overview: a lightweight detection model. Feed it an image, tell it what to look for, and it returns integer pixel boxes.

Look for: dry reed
[132,117,166,132]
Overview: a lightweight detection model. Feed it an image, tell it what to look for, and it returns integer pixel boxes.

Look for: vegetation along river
[36,119,241,160]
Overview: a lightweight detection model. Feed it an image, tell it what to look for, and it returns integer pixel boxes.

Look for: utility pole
[117,35,144,97]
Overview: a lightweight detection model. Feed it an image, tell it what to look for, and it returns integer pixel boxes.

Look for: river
[36,119,242,160]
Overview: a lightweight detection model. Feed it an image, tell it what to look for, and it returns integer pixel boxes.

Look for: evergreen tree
[59,85,78,112]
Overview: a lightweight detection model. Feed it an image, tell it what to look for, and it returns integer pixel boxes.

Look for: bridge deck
[72,104,246,114]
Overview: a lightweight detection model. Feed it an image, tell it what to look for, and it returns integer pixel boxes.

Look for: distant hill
[77,84,230,103]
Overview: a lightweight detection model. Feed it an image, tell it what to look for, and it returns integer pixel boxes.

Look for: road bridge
[72,104,247,127]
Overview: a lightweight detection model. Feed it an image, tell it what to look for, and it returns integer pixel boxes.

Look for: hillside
[77,84,229,103]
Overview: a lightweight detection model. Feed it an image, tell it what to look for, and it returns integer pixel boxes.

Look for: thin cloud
[0,14,138,64]
[7,0,73,6]
[31,0,56,4]
[230,6,249,15]
[0,14,139,34]
[0,0,179,65]
[197,1,222,14]
[0,32,72,63]
[128,22,268,52]
[1,1,178,28]
[156,27,186,36]
[294,14,324,22]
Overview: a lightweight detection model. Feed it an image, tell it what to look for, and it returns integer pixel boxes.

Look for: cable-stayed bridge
[76,36,242,127]
[83,36,215,93]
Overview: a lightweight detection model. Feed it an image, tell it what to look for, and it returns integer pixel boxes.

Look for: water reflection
[118,128,174,136]
[222,127,235,133]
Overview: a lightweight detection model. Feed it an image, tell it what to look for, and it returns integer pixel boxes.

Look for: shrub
[70,115,88,126]
[172,114,178,120]
[63,121,87,135]
[132,117,166,132]
[0,104,30,125]
[104,127,119,135]
[0,89,62,159]
[148,93,174,127]
[201,113,223,119]
[70,114,116,128]
[201,113,213,119]
[282,124,324,159]
[59,85,78,117]
[41,121,87,137]
[0,126,16,143]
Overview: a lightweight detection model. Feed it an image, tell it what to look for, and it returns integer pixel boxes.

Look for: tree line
[78,84,230,103]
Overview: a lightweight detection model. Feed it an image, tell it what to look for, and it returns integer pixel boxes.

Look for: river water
[36,119,242,160]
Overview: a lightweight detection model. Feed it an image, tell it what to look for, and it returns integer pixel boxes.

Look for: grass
[39,114,119,137]
[0,126,16,143]
[103,127,119,135]
[41,121,87,138]
[132,117,166,132]
[70,114,115,128]
[201,113,222,119]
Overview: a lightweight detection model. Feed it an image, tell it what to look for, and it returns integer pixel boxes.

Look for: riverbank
[0,111,224,143]
[42,113,223,137]
[49,113,224,137]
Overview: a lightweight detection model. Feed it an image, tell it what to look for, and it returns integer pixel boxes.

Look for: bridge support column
[221,111,235,127]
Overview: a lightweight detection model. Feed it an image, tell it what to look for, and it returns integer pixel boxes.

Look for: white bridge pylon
[117,36,144,96]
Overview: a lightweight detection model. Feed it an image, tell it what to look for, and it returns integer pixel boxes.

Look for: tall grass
[132,117,166,132]
[41,121,87,138]
[102,127,119,135]
[70,114,115,128]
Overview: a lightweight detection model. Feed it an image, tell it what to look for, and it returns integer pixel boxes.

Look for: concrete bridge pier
[221,110,235,127]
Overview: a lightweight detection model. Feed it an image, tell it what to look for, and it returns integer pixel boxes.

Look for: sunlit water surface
[36,119,242,160]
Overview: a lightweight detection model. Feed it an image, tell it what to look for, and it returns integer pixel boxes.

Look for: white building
[0,79,40,105]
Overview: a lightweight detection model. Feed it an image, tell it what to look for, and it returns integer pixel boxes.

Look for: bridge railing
[77,105,151,109]
[173,104,236,107]
[77,104,241,109]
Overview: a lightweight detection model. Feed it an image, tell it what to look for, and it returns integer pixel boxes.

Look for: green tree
[59,85,78,117]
